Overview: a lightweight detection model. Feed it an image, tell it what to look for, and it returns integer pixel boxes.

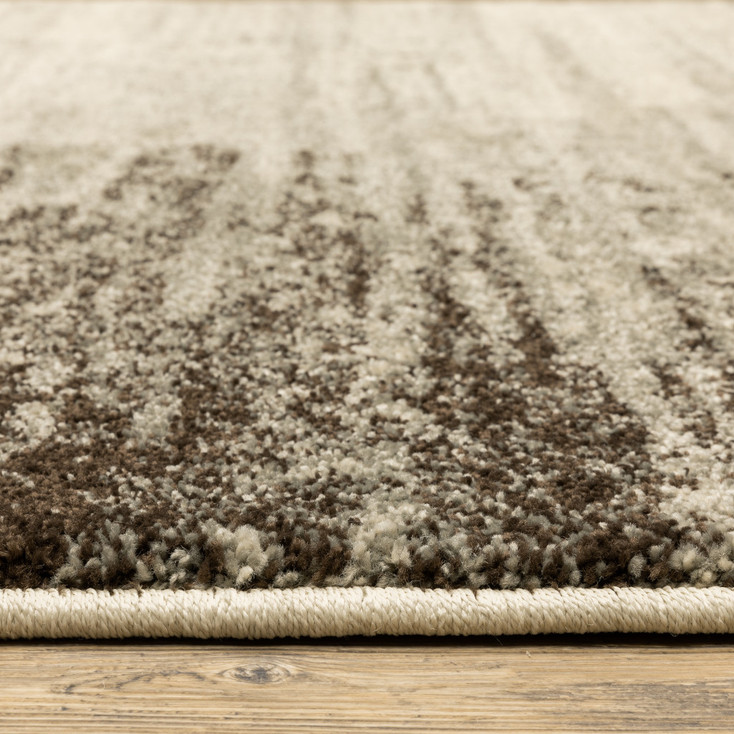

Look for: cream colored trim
[1,586,734,638]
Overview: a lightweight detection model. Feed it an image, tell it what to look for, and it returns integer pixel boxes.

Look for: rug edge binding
[1,586,734,638]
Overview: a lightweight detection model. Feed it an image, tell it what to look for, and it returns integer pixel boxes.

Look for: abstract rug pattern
[1,0,734,636]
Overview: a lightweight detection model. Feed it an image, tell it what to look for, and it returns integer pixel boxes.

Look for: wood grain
[1,636,734,732]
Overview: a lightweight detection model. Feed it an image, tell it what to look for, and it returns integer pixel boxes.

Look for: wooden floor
[1,636,733,732]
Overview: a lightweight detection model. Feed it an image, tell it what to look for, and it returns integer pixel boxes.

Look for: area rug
[2,0,734,638]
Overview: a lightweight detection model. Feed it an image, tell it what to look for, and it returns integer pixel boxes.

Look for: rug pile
[1,1,734,637]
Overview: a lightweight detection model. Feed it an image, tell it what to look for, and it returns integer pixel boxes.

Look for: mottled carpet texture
[1,1,734,595]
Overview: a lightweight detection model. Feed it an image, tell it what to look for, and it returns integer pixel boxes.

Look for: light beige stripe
[1,587,734,639]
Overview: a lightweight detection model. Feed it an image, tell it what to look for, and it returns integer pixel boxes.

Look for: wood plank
[1,636,734,732]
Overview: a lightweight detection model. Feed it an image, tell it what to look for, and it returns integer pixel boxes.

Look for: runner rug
[2,1,734,638]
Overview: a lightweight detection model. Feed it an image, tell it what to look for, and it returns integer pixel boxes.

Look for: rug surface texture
[2,1,734,637]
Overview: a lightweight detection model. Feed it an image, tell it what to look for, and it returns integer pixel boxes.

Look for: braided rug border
[1,587,734,638]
